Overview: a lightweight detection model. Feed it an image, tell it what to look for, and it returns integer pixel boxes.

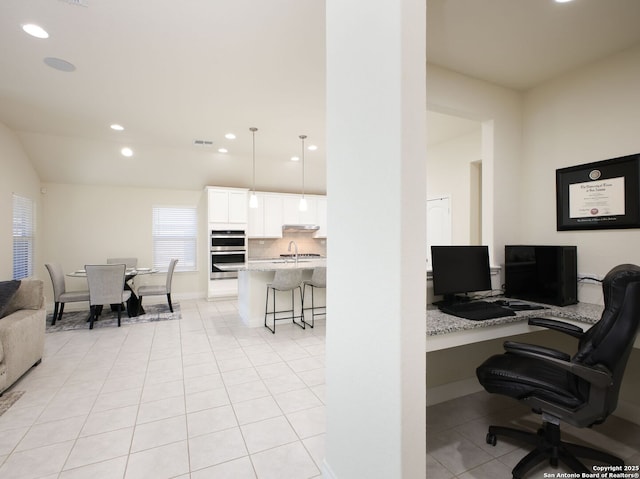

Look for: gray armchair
[85,264,132,329]
[45,263,90,325]
[137,258,178,315]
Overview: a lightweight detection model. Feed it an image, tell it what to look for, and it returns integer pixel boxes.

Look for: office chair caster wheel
[486,432,497,446]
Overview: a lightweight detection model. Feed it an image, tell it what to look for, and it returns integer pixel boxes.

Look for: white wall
[521,44,640,304]
[427,64,523,267]
[39,182,207,308]
[427,129,481,245]
[0,123,43,281]
[324,0,426,477]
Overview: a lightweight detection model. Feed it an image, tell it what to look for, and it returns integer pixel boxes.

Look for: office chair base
[486,422,624,479]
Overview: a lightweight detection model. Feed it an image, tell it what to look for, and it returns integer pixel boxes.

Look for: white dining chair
[106,257,138,268]
[85,264,131,329]
[137,258,178,315]
[45,263,90,325]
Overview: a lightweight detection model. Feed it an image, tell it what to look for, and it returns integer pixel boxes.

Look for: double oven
[210,229,247,280]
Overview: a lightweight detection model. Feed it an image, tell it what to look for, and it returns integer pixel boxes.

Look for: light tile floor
[427,389,640,478]
[3,299,639,478]
[0,300,326,479]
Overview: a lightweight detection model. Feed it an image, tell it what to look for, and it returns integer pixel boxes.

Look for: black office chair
[476,264,640,479]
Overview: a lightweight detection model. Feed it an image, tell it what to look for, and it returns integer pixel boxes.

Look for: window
[13,194,34,280]
[152,206,197,272]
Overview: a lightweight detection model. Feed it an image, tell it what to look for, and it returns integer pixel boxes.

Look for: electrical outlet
[578,273,603,284]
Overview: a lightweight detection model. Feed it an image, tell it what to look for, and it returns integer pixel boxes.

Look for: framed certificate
[556,153,640,231]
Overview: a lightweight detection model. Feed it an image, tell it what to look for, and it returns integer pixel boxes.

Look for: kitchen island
[236,259,327,327]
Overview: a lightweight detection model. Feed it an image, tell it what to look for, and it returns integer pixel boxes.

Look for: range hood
[282,224,320,232]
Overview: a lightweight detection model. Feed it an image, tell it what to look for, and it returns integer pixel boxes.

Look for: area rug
[46,303,181,332]
[0,390,25,417]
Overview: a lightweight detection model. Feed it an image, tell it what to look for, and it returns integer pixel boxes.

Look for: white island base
[237,261,326,328]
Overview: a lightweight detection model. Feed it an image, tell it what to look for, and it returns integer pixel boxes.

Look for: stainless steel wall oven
[210,229,247,279]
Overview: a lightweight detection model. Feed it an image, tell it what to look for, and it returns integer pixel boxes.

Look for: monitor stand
[432,293,472,307]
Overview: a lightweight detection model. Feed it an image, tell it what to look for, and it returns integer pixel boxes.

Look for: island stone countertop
[240,258,327,272]
[427,300,603,336]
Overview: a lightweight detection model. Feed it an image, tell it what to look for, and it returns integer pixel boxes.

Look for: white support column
[324,0,426,477]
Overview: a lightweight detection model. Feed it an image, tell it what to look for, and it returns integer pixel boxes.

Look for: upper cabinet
[282,195,318,225]
[316,196,327,238]
[247,192,326,238]
[248,193,285,238]
[207,187,248,224]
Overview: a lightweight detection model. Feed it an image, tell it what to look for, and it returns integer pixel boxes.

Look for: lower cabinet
[208,278,238,299]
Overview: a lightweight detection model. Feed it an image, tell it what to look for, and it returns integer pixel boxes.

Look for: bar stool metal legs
[264,269,305,334]
[302,267,326,328]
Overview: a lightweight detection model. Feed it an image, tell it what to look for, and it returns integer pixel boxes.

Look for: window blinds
[13,194,34,280]
[152,206,197,272]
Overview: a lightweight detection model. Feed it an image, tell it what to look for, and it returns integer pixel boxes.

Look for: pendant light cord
[299,134,307,198]
[250,127,258,194]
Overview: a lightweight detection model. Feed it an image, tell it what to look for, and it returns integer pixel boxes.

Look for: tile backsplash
[248,233,327,259]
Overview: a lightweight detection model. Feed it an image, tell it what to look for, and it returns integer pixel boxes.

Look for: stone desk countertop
[427,300,604,337]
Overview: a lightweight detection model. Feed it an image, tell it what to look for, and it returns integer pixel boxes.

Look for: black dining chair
[476,264,640,478]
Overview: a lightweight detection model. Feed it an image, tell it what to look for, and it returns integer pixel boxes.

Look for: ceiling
[1,0,640,192]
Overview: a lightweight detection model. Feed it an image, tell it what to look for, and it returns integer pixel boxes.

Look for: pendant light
[249,127,258,208]
[299,134,308,211]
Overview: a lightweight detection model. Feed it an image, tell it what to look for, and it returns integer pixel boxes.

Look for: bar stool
[264,269,305,333]
[302,266,326,328]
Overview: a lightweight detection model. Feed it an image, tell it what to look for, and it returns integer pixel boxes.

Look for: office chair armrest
[528,317,584,338]
[502,342,613,388]
[503,341,571,361]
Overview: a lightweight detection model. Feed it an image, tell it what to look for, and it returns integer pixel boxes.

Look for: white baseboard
[427,377,483,406]
[427,378,640,427]
[614,400,640,426]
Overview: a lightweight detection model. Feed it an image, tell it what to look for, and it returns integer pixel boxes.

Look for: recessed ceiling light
[218,148,228,153]
[555,0,574,3]
[291,156,300,162]
[110,124,124,131]
[224,133,236,140]
[307,145,318,151]
[22,23,49,39]
[43,57,76,72]
[121,147,133,157]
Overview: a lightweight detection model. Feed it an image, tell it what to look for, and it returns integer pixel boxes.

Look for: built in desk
[426,300,613,352]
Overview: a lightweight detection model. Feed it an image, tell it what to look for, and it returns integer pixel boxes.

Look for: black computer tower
[504,245,577,306]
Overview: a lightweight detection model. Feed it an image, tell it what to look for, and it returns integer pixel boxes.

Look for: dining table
[67,267,158,317]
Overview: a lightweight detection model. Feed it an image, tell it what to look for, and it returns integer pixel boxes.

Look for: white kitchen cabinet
[316,196,327,238]
[247,193,285,238]
[282,194,318,225]
[207,187,248,224]
[263,194,284,237]
[246,191,326,238]
[247,193,265,237]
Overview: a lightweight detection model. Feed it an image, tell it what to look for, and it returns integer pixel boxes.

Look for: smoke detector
[193,139,214,147]
[59,0,89,6]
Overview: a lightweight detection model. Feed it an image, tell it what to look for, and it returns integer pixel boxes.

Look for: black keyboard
[438,300,517,321]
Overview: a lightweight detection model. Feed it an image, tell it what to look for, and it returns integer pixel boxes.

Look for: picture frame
[556,153,640,231]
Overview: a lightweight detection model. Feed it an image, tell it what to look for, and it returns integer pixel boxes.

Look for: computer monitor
[431,245,492,305]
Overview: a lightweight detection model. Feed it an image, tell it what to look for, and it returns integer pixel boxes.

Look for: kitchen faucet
[288,240,299,266]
